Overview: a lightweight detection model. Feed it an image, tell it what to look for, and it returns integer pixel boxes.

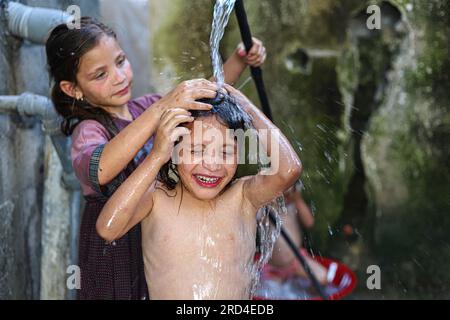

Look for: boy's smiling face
[176,116,238,201]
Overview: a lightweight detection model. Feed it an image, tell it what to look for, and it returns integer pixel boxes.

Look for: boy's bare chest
[141,193,256,260]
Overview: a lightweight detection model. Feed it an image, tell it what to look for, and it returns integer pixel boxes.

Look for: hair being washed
[46,17,119,137]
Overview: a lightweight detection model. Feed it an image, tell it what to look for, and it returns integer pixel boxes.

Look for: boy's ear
[59,81,80,99]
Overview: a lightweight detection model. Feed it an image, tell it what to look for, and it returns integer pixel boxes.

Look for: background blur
[0,0,448,299]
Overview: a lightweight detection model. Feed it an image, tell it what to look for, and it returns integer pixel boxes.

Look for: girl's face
[75,35,133,108]
[177,116,238,201]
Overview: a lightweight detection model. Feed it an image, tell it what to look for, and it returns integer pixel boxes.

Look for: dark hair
[46,17,119,137]
[158,93,253,190]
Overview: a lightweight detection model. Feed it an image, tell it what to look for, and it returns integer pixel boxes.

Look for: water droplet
[324,151,332,163]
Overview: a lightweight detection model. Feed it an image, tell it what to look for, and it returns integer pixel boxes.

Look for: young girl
[96,85,302,299]
[45,17,266,299]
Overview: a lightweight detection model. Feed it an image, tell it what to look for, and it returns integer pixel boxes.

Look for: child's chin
[191,188,222,200]
[115,95,131,104]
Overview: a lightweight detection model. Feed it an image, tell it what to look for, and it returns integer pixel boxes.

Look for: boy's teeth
[197,175,219,183]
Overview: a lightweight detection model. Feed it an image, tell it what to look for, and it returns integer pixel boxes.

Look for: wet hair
[158,93,253,190]
[46,17,119,137]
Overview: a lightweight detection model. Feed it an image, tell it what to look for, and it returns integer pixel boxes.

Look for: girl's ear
[60,81,81,99]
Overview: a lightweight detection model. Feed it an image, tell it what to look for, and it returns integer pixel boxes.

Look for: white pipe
[0,95,19,113]
[0,93,60,134]
[7,2,73,44]
[0,93,75,171]
[0,93,75,175]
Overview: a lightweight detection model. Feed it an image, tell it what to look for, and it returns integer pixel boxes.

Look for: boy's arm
[225,85,302,211]
[97,79,216,185]
[96,152,163,242]
[96,108,193,242]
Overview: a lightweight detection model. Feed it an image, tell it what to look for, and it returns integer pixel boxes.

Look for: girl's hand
[152,108,193,163]
[154,79,218,115]
[236,37,266,67]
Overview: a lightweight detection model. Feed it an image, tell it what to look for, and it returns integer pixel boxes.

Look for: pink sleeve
[141,93,162,110]
[71,120,110,195]
[129,93,162,117]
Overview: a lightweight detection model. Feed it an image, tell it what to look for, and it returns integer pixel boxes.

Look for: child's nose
[114,68,127,84]
[202,152,222,171]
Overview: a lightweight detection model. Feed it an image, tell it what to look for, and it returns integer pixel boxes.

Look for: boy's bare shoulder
[225,178,247,194]
[222,177,258,212]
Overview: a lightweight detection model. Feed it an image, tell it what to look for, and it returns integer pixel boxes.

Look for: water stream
[210,0,236,87]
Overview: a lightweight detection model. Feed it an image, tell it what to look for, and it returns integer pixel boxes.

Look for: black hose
[234,0,273,121]
[234,0,328,300]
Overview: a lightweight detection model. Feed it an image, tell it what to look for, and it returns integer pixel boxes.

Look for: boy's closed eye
[222,145,235,157]
[191,145,204,155]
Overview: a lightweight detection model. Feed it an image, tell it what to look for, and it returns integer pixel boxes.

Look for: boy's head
[159,93,253,200]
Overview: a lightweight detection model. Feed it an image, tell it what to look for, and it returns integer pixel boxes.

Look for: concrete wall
[0,0,100,300]
[100,0,153,96]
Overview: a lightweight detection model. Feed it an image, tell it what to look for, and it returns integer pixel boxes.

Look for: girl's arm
[214,38,266,85]
[97,79,217,185]
[294,192,315,229]
[96,108,193,242]
[225,84,302,211]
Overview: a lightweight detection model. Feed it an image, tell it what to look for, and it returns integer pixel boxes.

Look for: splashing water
[210,0,236,87]
[243,121,286,297]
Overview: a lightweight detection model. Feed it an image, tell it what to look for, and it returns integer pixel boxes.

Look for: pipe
[0,93,60,135]
[0,95,19,113]
[7,2,73,44]
[0,93,76,177]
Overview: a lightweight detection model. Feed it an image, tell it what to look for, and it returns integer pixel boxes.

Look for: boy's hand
[236,37,266,67]
[152,108,193,163]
